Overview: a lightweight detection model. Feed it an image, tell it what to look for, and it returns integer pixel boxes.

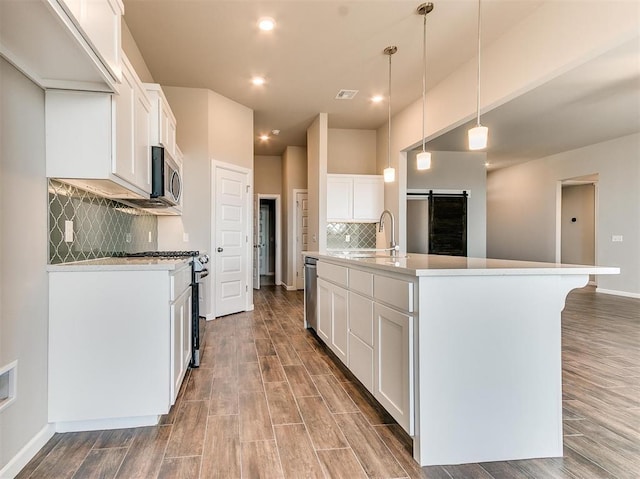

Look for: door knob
[217,247,223,252]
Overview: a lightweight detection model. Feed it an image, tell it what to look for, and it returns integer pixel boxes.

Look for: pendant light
[383,46,397,183]
[416,3,434,170]
[468,0,488,150]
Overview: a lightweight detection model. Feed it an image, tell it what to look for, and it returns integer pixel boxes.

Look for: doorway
[253,194,281,290]
[560,175,598,284]
[212,161,252,317]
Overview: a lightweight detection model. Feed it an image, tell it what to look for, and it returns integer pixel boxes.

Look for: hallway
[17,286,640,478]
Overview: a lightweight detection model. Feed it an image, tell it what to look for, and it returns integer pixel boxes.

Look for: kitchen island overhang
[305,252,619,466]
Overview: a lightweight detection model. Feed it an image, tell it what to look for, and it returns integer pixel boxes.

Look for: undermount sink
[328,252,408,259]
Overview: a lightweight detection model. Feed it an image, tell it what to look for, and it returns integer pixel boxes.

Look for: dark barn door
[428,192,467,256]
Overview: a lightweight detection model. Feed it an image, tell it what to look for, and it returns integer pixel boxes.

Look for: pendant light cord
[476,0,482,127]
[422,11,427,153]
[388,52,392,169]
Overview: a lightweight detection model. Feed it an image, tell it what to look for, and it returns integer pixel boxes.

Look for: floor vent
[0,361,17,413]
[335,89,359,100]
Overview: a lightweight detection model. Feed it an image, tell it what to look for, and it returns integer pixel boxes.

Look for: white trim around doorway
[257,194,282,286]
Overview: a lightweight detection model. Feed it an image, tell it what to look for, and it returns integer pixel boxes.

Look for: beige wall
[307,114,328,253]
[282,146,307,288]
[487,133,640,296]
[0,59,49,472]
[255,156,282,195]
[121,20,154,83]
[208,91,254,171]
[328,128,377,174]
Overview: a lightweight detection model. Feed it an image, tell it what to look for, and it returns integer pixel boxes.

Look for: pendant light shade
[416,151,432,170]
[416,3,434,171]
[469,0,488,150]
[468,125,488,150]
[383,167,396,182]
[383,46,398,183]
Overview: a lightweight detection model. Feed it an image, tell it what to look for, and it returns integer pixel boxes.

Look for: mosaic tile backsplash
[327,222,377,250]
[49,180,158,264]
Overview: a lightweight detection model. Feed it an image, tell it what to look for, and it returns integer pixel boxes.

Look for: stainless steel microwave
[151,146,181,207]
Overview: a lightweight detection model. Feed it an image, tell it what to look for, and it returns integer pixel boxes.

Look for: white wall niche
[0,360,18,413]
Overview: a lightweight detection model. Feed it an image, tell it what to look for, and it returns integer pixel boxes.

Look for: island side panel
[413,273,588,466]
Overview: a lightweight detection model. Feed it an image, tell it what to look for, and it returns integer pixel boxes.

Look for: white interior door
[253,194,259,290]
[296,191,308,290]
[259,204,269,274]
[215,167,247,316]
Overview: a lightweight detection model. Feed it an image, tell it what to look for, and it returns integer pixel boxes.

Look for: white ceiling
[123,1,640,168]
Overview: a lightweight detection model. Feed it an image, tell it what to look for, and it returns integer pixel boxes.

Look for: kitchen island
[305,252,618,466]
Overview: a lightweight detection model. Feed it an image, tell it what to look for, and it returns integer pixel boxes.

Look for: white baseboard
[0,423,55,479]
[282,283,299,291]
[595,288,640,299]
[54,415,159,433]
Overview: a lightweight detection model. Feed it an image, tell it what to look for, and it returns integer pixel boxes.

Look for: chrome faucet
[378,209,397,257]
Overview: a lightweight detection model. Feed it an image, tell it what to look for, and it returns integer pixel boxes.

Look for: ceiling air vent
[335,89,359,100]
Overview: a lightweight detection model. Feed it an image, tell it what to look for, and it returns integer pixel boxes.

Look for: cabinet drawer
[318,262,348,287]
[170,264,191,300]
[349,291,373,346]
[374,275,414,313]
[349,269,373,297]
[348,333,374,392]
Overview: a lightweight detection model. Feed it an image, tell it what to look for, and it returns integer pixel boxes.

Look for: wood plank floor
[17,286,639,479]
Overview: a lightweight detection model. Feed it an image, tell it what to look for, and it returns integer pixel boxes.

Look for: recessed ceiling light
[259,134,270,141]
[258,17,275,31]
[484,161,490,168]
[371,95,384,103]
[252,76,266,86]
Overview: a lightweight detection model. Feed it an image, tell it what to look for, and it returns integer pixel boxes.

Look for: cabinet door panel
[327,176,353,221]
[317,278,331,343]
[133,83,152,193]
[113,63,135,183]
[349,291,373,346]
[348,332,373,392]
[331,286,349,365]
[374,303,413,434]
[170,300,182,404]
[353,177,384,221]
[182,290,192,371]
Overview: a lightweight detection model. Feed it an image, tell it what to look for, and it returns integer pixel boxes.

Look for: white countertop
[47,257,191,272]
[306,252,620,277]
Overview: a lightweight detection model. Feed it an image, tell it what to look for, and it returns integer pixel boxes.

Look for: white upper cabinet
[46,53,152,198]
[60,0,123,82]
[327,174,383,222]
[144,83,177,159]
[0,0,123,91]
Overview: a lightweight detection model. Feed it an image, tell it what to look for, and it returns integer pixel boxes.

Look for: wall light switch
[612,235,623,242]
[64,220,73,243]
[148,231,152,243]
[183,233,189,242]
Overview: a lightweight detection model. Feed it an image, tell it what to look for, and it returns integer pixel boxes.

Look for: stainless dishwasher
[304,256,317,331]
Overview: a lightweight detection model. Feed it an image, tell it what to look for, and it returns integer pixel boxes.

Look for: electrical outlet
[64,220,73,243]
[612,235,623,242]
[183,233,189,242]
[125,233,132,243]
[345,234,351,242]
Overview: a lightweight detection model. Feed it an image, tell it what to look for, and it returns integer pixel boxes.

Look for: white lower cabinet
[317,260,415,435]
[48,263,192,430]
[170,281,192,404]
[374,302,414,433]
[317,277,349,364]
